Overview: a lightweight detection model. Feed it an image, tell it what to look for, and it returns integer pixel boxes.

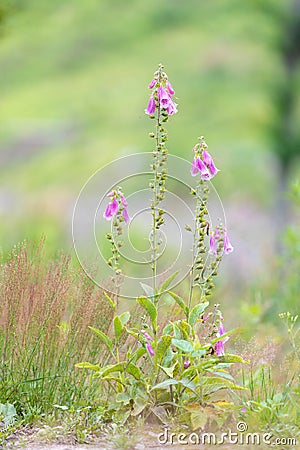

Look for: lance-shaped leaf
[167,291,188,316]
[159,271,179,294]
[137,296,157,330]
[88,326,113,352]
[189,301,209,326]
[172,338,194,353]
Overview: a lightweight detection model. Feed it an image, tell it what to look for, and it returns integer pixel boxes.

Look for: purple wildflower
[190,157,211,180]
[146,342,155,356]
[148,78,156,89]
[215,322,229,356]
[167,81,175,95]
[120,193,128,207]
[122,208,130,224]
[103,196,119,220]
[141,330,153,342]
[223,228,234,254]
[202,149,219,176]
[209,234,217,256]
[145,95,156,115]
[184,360,190,369]
[157,84,170,109]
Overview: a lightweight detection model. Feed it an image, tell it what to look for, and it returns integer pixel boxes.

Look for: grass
[0,239,114,418]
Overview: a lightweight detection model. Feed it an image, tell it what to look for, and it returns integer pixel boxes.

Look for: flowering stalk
[104,188,130,294]
[145,64,177,300]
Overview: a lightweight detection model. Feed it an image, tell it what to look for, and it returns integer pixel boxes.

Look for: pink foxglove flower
[148,78,156,89]
[122,208,130,224]
[209,234,217,255]
[190,157,211,180]
[184,360,190,369]
[167,81,175,95]
[145,95,156,115]
[141,330,153,341]
[223,228,234,254]
[120,193,128,207]
[103,196,118,220]
[157,84,171,109]
[202,149,219,176]
[146,342,155,356]
[215,322,229,356]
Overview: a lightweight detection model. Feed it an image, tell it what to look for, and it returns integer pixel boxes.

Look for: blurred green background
[0,0,299,312]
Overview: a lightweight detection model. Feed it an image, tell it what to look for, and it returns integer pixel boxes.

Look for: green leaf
[151,378,178,391]
[189,301,209,326]
[126,363,141,379]
[220,354,249,364]
[172,338,194,353]
[114,316,123,341]
[130,347,146,364]
[140,282,154,300]
[167,291,188,315]
[159,362,178,378]
[160,271,179,294]
[155,335,172,364]
[201,377,246,396]
[88,326,113,351]
[101,362,141,380]
[104,292,116,310]
[179,378,196,392]
[137,296,157,329]
[119,311,130,326]
[116,393,131,405]
[75,362,101,371]
[210,329,235,344]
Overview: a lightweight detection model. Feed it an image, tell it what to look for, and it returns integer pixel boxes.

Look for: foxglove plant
[77,65,245,426]
[104,188,130,293]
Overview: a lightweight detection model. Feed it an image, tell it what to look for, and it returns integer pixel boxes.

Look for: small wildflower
[190,156,211,180]
[215,322,229,356]
[148,78,156,89]
[223,228,234,254]
[103,190,130,223]
[202,149,219,176]
[209,234,217,256]
[184,360,190,369]
[146,342,155,356]
[122,208,130,224]
[145,95,156,115]
[141,330,153,342]
[103,196,119,220]
[167,81,175,95]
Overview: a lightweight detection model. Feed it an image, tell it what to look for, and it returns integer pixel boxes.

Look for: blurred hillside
[0,0,299,284]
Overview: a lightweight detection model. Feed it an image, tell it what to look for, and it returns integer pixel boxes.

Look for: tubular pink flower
[216,322,229,356]
[166,97,178,115]
[103,197,118,220]
[157,84,170,109]
[148,78,156,89]
[103,203,113,220]
[190,157,199,176]
[146,342,155,356]
[122,208,130,224]
[167,81,175,95]
[145,95,156,115]
[197,157,211,180]
[209,234,217,255]
[223,228,234,254]
[141,330,153,342]
[107,191,115,197]
[190,156,211,179]
[120,193,128,207]
[202,149,219,177]
[184,360,190,369]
